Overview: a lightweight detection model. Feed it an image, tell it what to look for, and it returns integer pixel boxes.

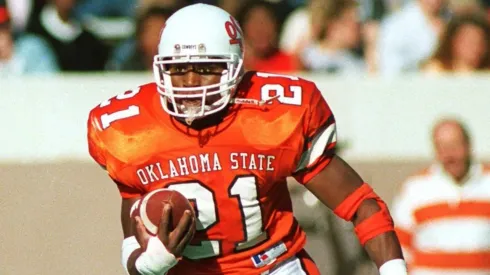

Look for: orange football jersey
[87,71,337,275]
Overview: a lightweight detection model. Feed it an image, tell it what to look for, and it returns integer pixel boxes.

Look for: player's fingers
[134,216,149,249]
[158,204,172,243]
[171,210,193,245]
[176,216,195,251]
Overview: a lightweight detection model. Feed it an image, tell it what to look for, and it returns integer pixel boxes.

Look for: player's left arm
[305,156,406,274]
[294,83,406,274]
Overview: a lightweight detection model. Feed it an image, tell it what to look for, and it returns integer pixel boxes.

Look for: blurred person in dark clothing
[423,11,490,73]
[237,0,298,73]
[106,6,175,71]
[27,0,110,71]
[74,0,136,20]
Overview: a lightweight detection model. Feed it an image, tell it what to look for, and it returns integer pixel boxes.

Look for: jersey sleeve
[86,108,143,199]
[87,109,107,168]
[292,84,337,184]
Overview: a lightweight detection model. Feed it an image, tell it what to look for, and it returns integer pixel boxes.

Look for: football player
[87,3,407,275]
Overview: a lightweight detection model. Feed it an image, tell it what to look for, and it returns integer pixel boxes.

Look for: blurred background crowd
[0,0,489,76]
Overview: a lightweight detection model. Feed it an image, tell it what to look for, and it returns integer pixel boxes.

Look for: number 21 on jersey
[168,175,267,260]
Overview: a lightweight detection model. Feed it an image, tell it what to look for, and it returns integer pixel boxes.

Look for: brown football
[132,189,195,235]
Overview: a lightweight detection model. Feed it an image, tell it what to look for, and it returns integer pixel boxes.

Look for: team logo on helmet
[174,44,181,53]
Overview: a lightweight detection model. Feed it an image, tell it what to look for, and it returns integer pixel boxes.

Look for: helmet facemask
[153,54,244,125]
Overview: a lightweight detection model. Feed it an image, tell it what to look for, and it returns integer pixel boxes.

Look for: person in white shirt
[391,118,490,275]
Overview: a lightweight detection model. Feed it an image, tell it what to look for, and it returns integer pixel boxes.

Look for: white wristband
[135,236,178,275]
[379,259,408,275]
[122,236,141,275]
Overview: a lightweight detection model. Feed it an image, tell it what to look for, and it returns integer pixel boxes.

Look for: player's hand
[133,204,195,257]
[158,204,196,258]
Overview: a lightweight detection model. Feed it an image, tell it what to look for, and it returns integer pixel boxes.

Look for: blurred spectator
[74,0,135,20]
[358,0,388,73]
[27,0,110,71]
[279,0,328,64]
[106,6,174,71]
[391,118,490,275]
[300,0,365,74]
[237,0,298,73]
[447,0,485,14]
[423,11,490,73]
[73,0,137,42]
[0,4,58,76]
[377,0,448,75]
[138,0,189,11]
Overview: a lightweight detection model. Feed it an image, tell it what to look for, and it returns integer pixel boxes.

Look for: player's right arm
[87,105,194,275]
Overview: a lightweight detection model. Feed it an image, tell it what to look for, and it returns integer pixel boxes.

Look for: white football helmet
[153,4,245,122]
